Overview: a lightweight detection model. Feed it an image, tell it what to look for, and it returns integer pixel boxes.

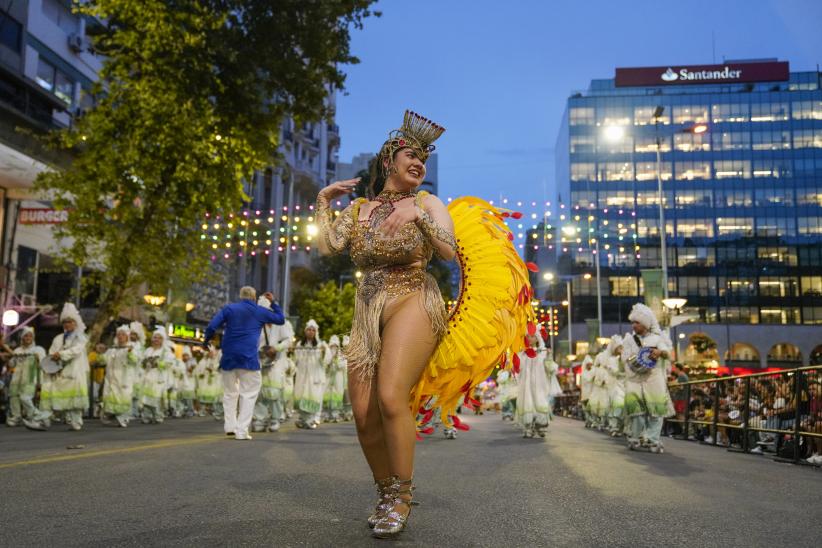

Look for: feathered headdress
[379,110,445,177]
[60,303,86,333]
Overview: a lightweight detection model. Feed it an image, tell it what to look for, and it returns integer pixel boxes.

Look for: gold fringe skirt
[345,266,447,380]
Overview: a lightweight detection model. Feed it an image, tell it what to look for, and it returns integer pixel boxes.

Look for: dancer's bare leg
[349,366,390,480]
[377,291,438,480]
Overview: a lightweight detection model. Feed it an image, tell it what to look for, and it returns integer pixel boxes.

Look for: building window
[796,187,822,206]
[597,108,630,126]
[635,190,672,207]
[678,276,717,297]
[715,189,753,207]
[791,100,822,120]
[713,160,751,179]
[609,276,638,296]
[801,307,822,325]
[793,129,822,149]
[751,102,789,122]
[674,132,711,152]
[801,276,822,296]
[675,189,713,208]
[635,161,672,181]
[42,0,79,35]
[755,187,793,206]
[674,161,710,180]
[798,217,822,235]
[719,307,759,324]
[597,162,633,182]
[634,106,669,126]
[35,56,75,105]
[751,130,791,150]
[672,105,708,124]
[758,246,797,266]
[711,131,750,151]
[758,277,798,297]
[573,191,596,208]
[600,191,634,208]
[569,107,594,126]
[0,10,22,52]
[35,58,56,91]
[711,103,749,123]
[570,162,595,181]
[676,219,714,238]
[634,135,671,153]
[760,308,800,325]
[570,135,595,154]
[636,218,673,238]
[677,247,715,267]
[717,246,756,265]
[716,217,753,238]
[756,217,795,238]
[753,158,792,178]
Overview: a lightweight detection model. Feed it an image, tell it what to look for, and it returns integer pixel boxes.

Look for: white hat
[181,345,192,357]
[328,335,340,347]
[130,321,146,339]
[20,326,34,337]
[116,324,131,335]
[257,296,271,308]
[628,303,660,333]
[59,303,86,333]
[305,319,319,333]
[607,334,623,353]
[151,328,167,343]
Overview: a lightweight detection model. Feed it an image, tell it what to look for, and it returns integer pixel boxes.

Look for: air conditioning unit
[67,33,85,53]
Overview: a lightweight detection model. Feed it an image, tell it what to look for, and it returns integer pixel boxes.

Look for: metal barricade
[665,365,822,464]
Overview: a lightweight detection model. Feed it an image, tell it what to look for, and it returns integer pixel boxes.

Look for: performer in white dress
[5,327,47,427]
[253,318,294,432]
[101,325,140,427]
[515,333,552,439]
[293,320,327,429]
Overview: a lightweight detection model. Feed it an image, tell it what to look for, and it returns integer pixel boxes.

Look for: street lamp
[663,297,688,359]
[654,106,670,300]
[2,309,19,327]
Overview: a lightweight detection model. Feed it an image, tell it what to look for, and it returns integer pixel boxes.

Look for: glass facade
[556,66,822,325]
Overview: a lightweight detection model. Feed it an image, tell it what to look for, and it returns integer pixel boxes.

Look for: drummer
[25,303,91,431]
[5,327,48,427]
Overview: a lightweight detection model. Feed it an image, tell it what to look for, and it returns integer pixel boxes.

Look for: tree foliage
[293,280,356,341]
[35,0,376,343]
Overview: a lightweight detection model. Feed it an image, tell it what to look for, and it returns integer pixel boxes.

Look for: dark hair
[366,154,386,199]
[299,328,318,347]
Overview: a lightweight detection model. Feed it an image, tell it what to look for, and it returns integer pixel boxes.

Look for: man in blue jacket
[205,286,285,440]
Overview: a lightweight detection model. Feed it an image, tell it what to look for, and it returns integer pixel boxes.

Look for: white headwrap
[305,319,319,335]
[59,303,86,333]
[151,328,167,344]
[181,345,192,358]
[130,321,146,340]
[628,303,661,334]
[607,334,623,354]
[257,296,271,308]
[328,335,340,347]
[20,326,34,337]
[116,324,131,335]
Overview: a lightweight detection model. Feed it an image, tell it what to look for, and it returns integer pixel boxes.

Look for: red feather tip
[416,433,424,442]
[526,262,539,273]
[452,416,471,431]
[525,348,537,358]
[511,211,523,219]
[501,212,510,218]
[420,426,434,435]
[527,322,537,336]
[507,232,514,241]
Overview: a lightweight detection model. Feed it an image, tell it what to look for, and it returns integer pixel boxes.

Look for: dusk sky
[336,0,822,206]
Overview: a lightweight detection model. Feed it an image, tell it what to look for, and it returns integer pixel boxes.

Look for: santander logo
[661,68,678,82]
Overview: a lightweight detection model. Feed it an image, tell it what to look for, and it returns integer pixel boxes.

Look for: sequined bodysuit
[318,190,456,378]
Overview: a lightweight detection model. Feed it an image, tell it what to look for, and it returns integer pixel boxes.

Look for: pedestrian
[323,335,346,423]
[515,333,552,439]
[293,319,327,429]
[621,303,675,453]
[140,328,174,424]
[204,286,284,440]
[100,325,139,427]
[252,316,294,433]
[5,327,48,427]
[26,303,90,431]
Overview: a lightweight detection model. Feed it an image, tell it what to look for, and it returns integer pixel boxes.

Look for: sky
[335,0,822,207]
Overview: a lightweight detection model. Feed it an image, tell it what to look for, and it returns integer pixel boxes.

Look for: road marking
[0,435,223,469]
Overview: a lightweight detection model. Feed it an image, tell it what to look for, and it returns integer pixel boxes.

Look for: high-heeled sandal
[367,477,395,529]
[372,477,414,539]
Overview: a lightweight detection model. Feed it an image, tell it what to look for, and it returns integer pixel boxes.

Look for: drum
[40,356,64,374]
[627,347,657,374]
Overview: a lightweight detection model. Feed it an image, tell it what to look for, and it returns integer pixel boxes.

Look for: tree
[293,281,356,339]
[35,0,377,343]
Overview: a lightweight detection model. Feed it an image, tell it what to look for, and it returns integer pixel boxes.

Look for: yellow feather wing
[411,196,536,422]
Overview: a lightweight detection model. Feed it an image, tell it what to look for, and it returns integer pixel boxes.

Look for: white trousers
[221,369,262,437]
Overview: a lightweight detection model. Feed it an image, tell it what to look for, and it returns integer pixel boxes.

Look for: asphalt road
[1,414,820,547]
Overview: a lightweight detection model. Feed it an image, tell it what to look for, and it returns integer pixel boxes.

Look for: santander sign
[615,61,789,87]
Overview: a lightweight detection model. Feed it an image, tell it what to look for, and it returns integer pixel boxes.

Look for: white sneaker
[703,436,714,444]
[235,434,253,440]
[268,422,280,432]
[750,446,763,454]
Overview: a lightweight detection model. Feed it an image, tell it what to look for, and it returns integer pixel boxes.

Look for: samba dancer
[317,111,457,538]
